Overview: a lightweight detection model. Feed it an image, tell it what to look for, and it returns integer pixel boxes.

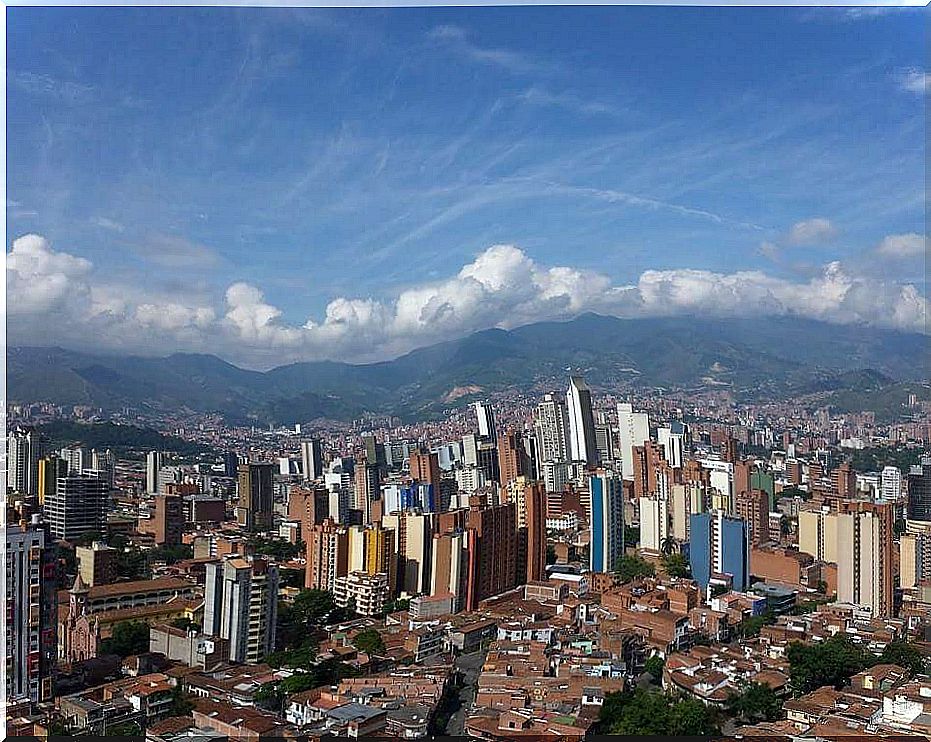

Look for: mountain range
[9,314,928,424]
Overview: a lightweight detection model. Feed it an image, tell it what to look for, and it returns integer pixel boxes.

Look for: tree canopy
[351,628,385,656]
[786,634,873,695]
[660,553,691,579]
[100,621,150,658]
[599,689,720,736]
[726,682,783,723]
[615,554,655,582]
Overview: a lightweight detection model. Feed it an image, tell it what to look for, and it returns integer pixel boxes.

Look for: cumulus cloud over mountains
[8,234,927,368]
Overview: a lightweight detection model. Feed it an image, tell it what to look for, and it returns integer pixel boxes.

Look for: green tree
[737,611,776,638]
[644,656,665,683]
[615,554,655,582]
[100,621,150,658]
[352,628,385,655]
[168,686,195,717]
[660,553,691,578]
[787,634,872,696]
[104,720,142,736]
[878,640,929,677]
[598,689,719,736]
[668,697,720,735]
[726,681,783,723]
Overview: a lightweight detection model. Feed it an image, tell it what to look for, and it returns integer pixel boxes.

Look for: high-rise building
[534,394,570,465]
[409,450,442,489]
[146,451,163,495]
[836,502,894,617]
[333,571,389,617]
[798,505,839,563]
[832,462,857,501]
[689,511,750,592]
[37,455,68,506]
[431,531,469,611]
[632,441,671,500]
[522,481,547,584]
[354,460,382,523]
[300,438,324,481]
[59,444,90,476]
[223,450,240,478]
[6,517,56,704]
[305,518,349,591]
[289,486,330,538]
[150,494,184,546]
[8,426,41,496]
[567,376,598,466]
[670,483,704,542]
[657,423,687,469]
[76,541,118,587]
[465,499,517,610]
[907,457,931,521]
[639,494,669,552]
[880,466,902,503]
[473,401,498,445]
[497,430,529,488]
[617,403,650,480]
[588,471,624,573]
[541,460,571,495]
[382,512,435,596]
[45,473,109,541]
[735,489,770,545]
[203,556,279,664]
[900,521,931,591]
[236,462,275,531]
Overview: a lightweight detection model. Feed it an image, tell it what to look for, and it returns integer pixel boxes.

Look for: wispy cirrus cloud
[896,67,929,94]
[427,24,553,75]
[516,86,620,117]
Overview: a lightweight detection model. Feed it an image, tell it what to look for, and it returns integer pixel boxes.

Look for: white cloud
[7,234,928,368]
[427,25,550,75]
[876,232,926,258]
[788,217,838,245]
[897,68,930,94]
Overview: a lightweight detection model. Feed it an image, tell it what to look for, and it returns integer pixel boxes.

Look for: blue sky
[7,6,927,367]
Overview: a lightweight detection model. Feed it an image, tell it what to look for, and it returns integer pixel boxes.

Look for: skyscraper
[300,438,324,481]
[203,556,279,664]
[8,426,41,496]
[567,376,598,466]
[6,517,56,705]
[146,451,163,495]
[836,502,894,617]
[305,518,349,591]
[465,499,517,610]
[236,462,275,531]
[409,449,442,489]
[900,521,931,591]
[588,471,624,573]
[617,403,650,480]
[907,457,931,521]
[735,489,770,545]
[689,511,750,592]
[534,393,570,464]
[37,455,68,506]
[497,430,529,488]
[639,494,669,552]
[657,423,686,468]
[880,466,902,503]
[46,473,109,541]
[523,481,547,583]
[354,459,382,523]
[474,401,498,445]
[382,511,436,595]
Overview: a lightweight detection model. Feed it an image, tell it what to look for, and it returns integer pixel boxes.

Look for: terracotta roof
[87,577,195,600]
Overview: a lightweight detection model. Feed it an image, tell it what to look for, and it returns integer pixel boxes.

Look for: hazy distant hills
[9,314,929,424]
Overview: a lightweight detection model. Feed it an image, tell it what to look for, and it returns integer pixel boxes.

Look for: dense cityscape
[5,369,931,738]
[7,3,928,740]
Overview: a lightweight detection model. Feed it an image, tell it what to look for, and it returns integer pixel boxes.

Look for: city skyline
[8,6,927,367]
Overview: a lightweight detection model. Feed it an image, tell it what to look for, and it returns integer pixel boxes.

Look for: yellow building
[798,506,838,563]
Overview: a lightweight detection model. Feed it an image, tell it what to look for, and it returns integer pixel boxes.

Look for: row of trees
[614,552,691,582]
